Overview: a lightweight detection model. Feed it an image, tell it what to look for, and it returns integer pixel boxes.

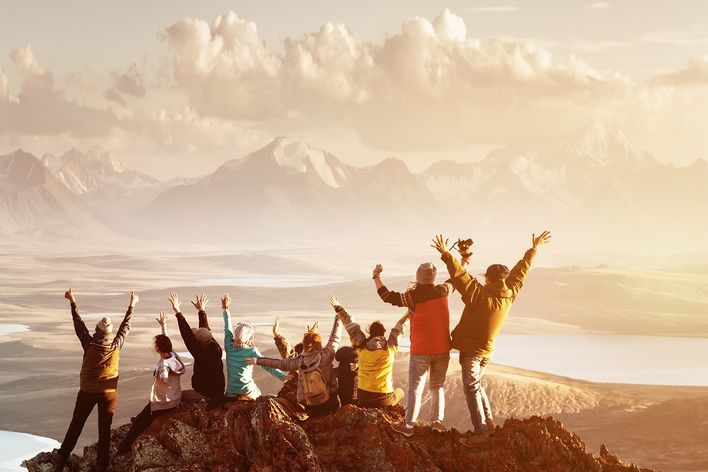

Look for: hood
[484,280,513,298]
[364,336,388,351]
[299,351,324,373]
[160,352,186,376]
[91,332,114,346]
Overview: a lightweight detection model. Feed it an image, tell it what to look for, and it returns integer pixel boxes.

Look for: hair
[153,334,172,354]
[367,321,386,339]
[294,343,304,355]
[302,331,322,353]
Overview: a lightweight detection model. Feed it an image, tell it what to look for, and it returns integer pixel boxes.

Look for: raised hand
[64,288,76,304]
[272,316,281,336]
[431,234,450,254]
[329,294,342,310]
[129,291,139,308]
[372,264,383,278]
[191,293,208,312]
[307,321,320,333]
[168,292,181,314]
[532,231,552,249]
[221,293,231,310]
[156,311,168,327]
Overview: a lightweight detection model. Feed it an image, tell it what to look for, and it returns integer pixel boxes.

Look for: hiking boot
[460,433,490,447]
[431,420,446,433]
[391,422,414,437]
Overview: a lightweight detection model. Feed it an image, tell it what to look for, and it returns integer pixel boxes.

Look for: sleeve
[70,303,92,351]
[387,312,409,350]
[256,355,300,372]
[336,307,367,348]
[160,323,168,336]
[377,285,411,309]
[158,362,170,384]
[324,315,342,352]
[441,251,482,304]
[274,334,294,359]
[113,306,133,350]
[223,310,234,352]
[175,312,199,355]
[255,348,287,380]
[198,310,210,330]
[506,248,537,298]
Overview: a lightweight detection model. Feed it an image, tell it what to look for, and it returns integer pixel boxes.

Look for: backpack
[300,355,331,406]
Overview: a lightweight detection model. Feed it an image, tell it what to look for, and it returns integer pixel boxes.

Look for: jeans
[404,353,450,427]
[118,403,176,453]
[459,352,493,434]
[58,390,117,471]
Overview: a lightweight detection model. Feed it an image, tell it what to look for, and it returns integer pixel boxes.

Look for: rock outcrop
[24,395,653,472]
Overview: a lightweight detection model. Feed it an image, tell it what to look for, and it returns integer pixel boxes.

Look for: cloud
[0,45,120,138]
[466,5,519,13]
[161,9,631,150]
[105,63,146,105]
[637,30,708,46]
[587,2,611,9]
[651,55,708,86]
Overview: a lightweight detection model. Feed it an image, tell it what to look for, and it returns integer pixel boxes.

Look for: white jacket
[150,328,186,412]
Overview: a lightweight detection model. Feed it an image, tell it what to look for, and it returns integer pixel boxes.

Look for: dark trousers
[305,395,340,417]
[118,403,175,453]
[59,390,117,470]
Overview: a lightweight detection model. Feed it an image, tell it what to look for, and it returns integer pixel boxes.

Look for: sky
[1,0,708,177]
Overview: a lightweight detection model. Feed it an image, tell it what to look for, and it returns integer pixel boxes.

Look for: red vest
[409,297,451,355]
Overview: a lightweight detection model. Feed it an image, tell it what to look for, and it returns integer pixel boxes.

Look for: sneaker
[431,420,446,433]
[390,422,414,437]
[459,433,490,447]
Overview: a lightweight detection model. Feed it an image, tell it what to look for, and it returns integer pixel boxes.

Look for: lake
[0,430,60,471]
[401,334,708,386]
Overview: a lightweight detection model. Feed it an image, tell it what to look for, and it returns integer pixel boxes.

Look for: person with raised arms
[52,289,137,472]
[222,293,286,399]
[431,231,551,445]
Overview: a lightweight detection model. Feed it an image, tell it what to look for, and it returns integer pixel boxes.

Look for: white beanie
[95,317,113,334]
[416,263,437,285]
[232,323,254,348]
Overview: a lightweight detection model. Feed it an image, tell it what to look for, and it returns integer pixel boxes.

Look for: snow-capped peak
[560,121,646,167]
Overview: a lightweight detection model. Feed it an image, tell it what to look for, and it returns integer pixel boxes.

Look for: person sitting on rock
[335,345,359,406]
[222,293,286,400]
[246,299,342,417]
[169,292,225,407]
[431,231,551,445]
[373,262,453,437]
[335,295,408,408]
[52,289,136,472]
[117,311,185,454]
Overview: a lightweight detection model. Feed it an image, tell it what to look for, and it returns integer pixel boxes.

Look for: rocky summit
[24,393,652,472]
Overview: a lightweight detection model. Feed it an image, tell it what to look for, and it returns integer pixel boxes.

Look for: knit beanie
[485,264,510,281]
[232,323,255,348]
[416,263,437,285]
[192,327,213,344]
[95,317,113,334]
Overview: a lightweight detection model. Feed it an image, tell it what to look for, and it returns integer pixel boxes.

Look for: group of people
[52,231,551,470]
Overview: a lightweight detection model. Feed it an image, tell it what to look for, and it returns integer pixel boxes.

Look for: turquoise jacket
[223,310,286,397]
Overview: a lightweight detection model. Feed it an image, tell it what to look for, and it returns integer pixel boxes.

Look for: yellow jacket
[337,307,408,394]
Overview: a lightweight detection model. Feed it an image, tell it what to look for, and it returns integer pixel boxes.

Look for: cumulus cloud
[651,56,708,86]
[161,9,630,150]
[105,63,147,105]
[0,45,120,138]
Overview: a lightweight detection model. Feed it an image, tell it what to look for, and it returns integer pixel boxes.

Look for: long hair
[366,320,386,343]
[153,334,172,354]
[302,331,322,353]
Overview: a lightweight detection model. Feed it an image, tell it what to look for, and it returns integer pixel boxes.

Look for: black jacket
[175,310,225,398]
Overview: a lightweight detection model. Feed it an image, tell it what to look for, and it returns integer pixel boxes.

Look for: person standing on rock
[169,292,225,407]
[373,263,453,437]
[117,312,186,454]
[247,299,342,416]
[222,293,287,399]
[335,295,408,408]
[52,289,137,472]
[431,231,551,445]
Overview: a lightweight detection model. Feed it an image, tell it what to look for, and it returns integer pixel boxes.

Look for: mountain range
[1,122,706,250]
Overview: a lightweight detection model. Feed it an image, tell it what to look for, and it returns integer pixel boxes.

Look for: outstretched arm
[254,347,287,380]
[170,292,200,354]
[331,295,366,348]
[249,354,300,372]
[387,312,410,349]
[66,289,92,350]
[272,316,295,358]
[222,294,234,351]
[373,264,413,308]
[156,311,168,336]
[507,231,550,297]
[324,312,342,352]
[113,291,137,350]
[191,294,211,330]
[432,234,482,303]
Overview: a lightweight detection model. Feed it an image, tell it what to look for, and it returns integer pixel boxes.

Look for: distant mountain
[139,138,445,242]
[0,150,103,235]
